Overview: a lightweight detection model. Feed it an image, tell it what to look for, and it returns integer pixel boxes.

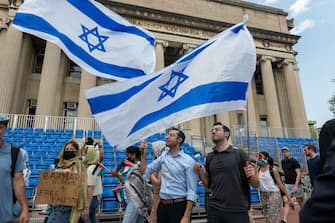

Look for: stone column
[0,22,23,113]
[77,70,96,118]
[247,80,257,130]
[154,40,168,71]
[35,42,61,116]
[282,59,308,135]
[259,56,282,135]
[185,120,202,136]
[216,112,231,126]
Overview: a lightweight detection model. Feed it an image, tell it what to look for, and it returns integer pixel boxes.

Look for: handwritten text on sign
[35,171,84,206]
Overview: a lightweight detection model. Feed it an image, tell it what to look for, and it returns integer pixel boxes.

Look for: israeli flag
[86,20,256,150]
[13,0,155,80]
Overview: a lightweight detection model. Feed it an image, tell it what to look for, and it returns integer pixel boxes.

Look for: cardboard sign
[35,171,84,206]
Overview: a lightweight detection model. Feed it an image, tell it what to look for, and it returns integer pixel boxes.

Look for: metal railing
[231,125,312,138]
[0,113,99,132]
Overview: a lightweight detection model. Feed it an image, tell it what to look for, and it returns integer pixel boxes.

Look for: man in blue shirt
[0,116,29,223]
[303,144,322,187]
[144,127,198,223]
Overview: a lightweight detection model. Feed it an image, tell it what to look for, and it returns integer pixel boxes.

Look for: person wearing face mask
[111,142,147,223]
[47,141,88,223]
[257,151,291,223]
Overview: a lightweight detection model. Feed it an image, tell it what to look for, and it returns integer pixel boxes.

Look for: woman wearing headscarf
[47,140,87,223]
[79,145,102,223]
[300,119,335,223]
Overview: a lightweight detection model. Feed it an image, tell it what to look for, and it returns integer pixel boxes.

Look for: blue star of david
[79,25,109,53]
[158,69,189,101]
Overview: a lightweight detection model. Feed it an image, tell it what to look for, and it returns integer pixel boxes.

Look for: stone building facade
[0,0,309,142]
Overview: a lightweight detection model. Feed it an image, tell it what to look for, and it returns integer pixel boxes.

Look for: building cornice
[209,0,288,16]
[101,1,300,45]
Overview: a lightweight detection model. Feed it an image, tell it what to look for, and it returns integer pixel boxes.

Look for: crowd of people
[0,115,335,223]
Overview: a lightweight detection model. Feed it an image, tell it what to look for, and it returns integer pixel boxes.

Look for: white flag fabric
[13,0,155,80]
[86,21,256,150]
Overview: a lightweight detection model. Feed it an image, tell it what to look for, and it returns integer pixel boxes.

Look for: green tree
[329,79,335,117]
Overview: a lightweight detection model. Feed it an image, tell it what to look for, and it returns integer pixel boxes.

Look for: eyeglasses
[167,132,178,137]
[211,127,223,132]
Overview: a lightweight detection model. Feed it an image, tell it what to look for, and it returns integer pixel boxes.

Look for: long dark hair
[259,151,274,166]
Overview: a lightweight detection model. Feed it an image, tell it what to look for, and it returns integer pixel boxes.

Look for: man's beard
[212,136,225,144]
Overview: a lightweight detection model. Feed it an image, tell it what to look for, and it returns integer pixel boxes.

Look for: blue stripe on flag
[88,74,163,114]
[230,23,245,34]
[67,0,155,46]
[128,81,248,135]
[14,13,146,79]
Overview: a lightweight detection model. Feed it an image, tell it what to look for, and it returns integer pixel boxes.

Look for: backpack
[10,144,20,204]
[206,148,251,209]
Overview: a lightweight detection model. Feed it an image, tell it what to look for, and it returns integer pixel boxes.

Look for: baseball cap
[281,147,290,152]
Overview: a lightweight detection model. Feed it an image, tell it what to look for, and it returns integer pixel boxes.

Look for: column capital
[277,58,296,69]
[179,43,196,55]
[182,43,196,51]
[258,55,276,64]
[155,39,169,48]
[0,16,10,30]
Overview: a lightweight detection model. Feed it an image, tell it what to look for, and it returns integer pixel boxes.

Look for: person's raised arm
[139,140,147,175]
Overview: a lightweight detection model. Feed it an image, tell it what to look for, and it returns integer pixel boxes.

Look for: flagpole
[246,98,250,157]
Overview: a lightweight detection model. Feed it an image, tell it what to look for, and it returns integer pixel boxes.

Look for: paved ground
[254,207,300,223]
[29,207,301,223]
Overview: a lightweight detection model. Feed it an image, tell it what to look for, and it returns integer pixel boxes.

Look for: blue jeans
[122,198,144,223]
[47,205,71,223]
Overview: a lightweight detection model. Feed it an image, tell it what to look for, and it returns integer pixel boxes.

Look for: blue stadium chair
[102,185,116,199]
[34,128,44,133]
[196,185,205,194]
[104,152,115,159]
[26,186,35,200]
[86,129,93,138]
[75,129,84,138]
[46,129,55,134]
[31,169,42,176]
[250,187,260,205]
[28,177,39,187]
[198,194,205,207]
[103,175,118,185]
[101,198,118,213]
[93,130,102,139]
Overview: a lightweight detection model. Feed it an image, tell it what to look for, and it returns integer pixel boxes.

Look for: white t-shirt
[86,164,103,196]
[259,169,280,192]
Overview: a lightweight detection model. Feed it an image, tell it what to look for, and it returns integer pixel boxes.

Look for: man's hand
[194,162,205,175]
[180,215,190,223]
[19,207,29,223]
[81,207,89,222]
[292,185,298,193]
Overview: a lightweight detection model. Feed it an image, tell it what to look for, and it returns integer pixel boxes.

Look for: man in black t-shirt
[281,147,304,223]
[194,122,259,223]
